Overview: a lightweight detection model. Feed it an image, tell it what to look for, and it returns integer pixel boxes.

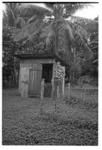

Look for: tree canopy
[3,2,98,86]
[13,3,93,66]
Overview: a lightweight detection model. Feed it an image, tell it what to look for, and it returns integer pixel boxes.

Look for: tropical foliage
[69,17,98,83]
[3,2,98,87]
[14,3,93,65]
[3,26,20,87]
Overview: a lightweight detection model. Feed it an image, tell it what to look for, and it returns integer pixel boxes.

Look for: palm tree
[13,3,94,82]
[12,2,96,86]
[14,3,93,74]
[3,3,26,87]
[3,3,26,28]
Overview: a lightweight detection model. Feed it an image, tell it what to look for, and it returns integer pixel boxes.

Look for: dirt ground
[2,87,98,145]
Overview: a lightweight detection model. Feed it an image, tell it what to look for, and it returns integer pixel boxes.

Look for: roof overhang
[15,53,67,66]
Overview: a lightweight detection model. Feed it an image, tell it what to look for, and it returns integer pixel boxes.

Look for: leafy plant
[14,3,92,66]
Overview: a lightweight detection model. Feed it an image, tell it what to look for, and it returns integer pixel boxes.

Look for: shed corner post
[51,62,56,99]
[40,78,45,100]
[62,66,65,97]
[40,78,45,114]
[51,78,54,99]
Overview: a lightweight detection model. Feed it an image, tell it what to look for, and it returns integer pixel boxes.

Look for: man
[53,61,65,98]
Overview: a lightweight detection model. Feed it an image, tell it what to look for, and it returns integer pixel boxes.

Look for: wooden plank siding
[19,67,29,97]
[18,59,63,98]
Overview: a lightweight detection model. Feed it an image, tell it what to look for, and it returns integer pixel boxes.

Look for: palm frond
[64,3,89,17]
[64,22,74,43]
[45,3,89,18]
[5,6,15,26]
[19,4,51,19]
[69,22,93,59]
[70,16,98,33]
[15,17,25,28]
[44,3,54,10]
[70,21,89,42]
[3,11,8,26]
[5,3,21,26]
[27,15,38,24]
[27,23,45,42]
[40,23,53,38]
[39,23,55,49]
[14,19,42,41]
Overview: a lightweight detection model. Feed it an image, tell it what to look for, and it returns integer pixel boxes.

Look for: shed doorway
[42,64,53,97]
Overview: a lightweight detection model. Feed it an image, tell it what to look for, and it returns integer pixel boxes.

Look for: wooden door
[28,65,42,97]
[19,67,29,97]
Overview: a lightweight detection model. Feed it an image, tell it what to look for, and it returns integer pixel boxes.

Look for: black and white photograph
[2,0,99,146]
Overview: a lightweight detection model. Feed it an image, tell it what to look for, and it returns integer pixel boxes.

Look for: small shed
[16,50,65,98]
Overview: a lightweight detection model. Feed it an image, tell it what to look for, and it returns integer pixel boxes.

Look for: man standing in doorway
[53,61,65,98]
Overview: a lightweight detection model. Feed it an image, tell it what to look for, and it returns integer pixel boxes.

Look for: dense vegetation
[2,3,98,145]
[2,3,98,87]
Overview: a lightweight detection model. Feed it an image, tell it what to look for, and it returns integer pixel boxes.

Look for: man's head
[57,61,60,66]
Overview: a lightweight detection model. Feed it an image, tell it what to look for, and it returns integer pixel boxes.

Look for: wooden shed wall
[19,59,55,97]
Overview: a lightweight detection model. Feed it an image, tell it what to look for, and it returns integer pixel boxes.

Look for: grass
[2,87,98,145]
